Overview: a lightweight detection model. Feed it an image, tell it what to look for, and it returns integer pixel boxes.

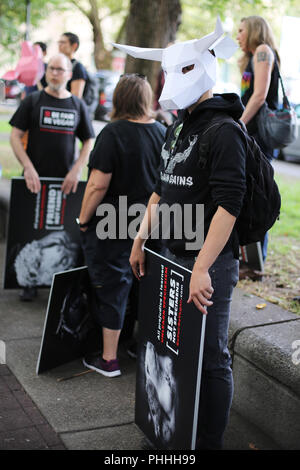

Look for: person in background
[58,32,87,99]
[9,53,95,301]
[78,74,166,377]
[22,42,48,97]
[236,16,280,263]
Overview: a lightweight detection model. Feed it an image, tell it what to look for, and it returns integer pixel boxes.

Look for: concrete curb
[229,289,300,449]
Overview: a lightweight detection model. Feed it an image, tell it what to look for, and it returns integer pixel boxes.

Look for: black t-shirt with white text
[10,90,95,177]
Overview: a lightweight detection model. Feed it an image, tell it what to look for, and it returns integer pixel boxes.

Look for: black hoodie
[153,93,247,258]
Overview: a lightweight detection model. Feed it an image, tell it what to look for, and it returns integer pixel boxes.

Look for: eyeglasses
[48,66,69,75]
[120,73,147,80]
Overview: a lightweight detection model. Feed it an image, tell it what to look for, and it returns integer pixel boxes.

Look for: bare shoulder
[254,44,274,65]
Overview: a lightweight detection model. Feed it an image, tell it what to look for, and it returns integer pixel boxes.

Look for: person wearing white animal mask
[123,17,247,450]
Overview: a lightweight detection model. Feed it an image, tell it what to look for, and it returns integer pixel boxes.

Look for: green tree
[123,0,182,90]
[179,0,300,43]
[69,0,129,69]
[1,0,300,72]
[0,0,129,69]
[0,0,65,51]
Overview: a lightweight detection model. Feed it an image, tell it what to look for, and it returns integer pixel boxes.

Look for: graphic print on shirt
[160,134,197,188]
[162,135,198,174]
[241,71,252,97]
[39,106,77,134]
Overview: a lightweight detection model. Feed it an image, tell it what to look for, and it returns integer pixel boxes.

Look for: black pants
[81,229,134,330]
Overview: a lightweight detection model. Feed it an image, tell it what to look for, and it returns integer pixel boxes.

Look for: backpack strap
[31,89,82,117]
[197,114,236,168]
[30,90,43,109]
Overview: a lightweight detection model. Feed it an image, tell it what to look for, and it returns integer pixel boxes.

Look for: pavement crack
[59,420,135,435]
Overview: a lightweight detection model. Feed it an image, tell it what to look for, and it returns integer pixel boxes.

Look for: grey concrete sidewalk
[0,241,283,451]
[0,364,66,450]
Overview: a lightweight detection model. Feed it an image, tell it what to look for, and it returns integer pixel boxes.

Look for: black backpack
[72,60,99,110]
[198,114,281,247]
[82,71,99,106]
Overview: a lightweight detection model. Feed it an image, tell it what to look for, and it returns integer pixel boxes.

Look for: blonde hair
[110,74,153,121]
[238,16,280,73]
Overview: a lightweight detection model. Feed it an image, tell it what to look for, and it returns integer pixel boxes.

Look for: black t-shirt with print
[88,119,166,207]
[10,90,95,177]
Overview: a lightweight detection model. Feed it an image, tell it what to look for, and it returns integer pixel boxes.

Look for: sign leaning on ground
[36,266,99,375]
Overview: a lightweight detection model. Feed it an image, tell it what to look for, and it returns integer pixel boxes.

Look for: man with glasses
[9,54,95,301]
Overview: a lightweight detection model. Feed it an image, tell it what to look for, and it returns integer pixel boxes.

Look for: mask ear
[112,43,163,62]
[194,16,224,53]
[211,35,238,59]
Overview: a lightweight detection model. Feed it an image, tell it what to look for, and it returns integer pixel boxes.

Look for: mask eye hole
[182,64,195,74]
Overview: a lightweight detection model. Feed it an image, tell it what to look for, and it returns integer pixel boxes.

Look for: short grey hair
[48,53,72,71]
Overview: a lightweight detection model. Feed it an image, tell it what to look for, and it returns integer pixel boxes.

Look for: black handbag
[257,63,298,149]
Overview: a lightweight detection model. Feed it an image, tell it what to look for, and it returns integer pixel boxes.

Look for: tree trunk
[124,0,182,91]
[88,0,112,70]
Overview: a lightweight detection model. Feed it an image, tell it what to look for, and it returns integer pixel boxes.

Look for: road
[92,119,106,136]
[272,159,300,178]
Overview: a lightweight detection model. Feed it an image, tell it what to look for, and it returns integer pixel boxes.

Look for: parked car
[3,79,24,102]
[280,104,300,163]
[94,70,120,121]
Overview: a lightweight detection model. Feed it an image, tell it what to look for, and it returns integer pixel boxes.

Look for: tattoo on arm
[256,51,272,64]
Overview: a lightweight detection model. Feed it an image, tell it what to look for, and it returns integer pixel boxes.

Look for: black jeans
[81,229,134,330]
[166,249,239,449]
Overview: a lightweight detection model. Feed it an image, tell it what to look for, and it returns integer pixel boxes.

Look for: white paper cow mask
[112,17,237,110]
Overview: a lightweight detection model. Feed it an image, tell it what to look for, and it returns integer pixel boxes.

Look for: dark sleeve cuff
[154,178,161,196]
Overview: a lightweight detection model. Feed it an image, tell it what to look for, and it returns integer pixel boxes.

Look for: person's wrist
[193,260,210,274]
[23,163,34,172]
[133,235,146,248]
[72,161,83,173]
[76,217,90,228]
